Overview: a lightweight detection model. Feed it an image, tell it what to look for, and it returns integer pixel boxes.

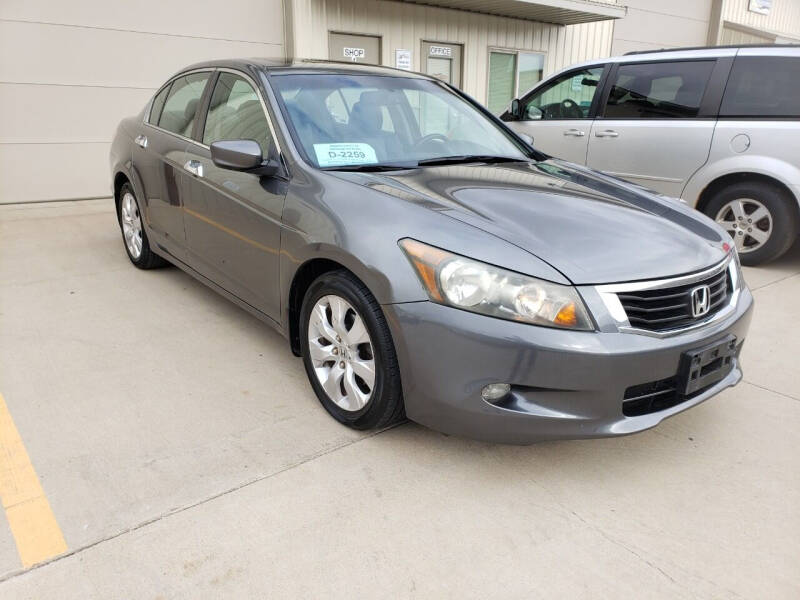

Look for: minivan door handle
[595,130,619,138]
[563,129,585,137]
[135,134,148,148]
[183,159,204,178]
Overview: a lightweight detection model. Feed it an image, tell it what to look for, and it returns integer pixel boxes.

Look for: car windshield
[270,73,532,169]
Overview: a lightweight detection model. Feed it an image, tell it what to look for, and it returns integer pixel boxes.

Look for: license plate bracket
[678,335,737,397]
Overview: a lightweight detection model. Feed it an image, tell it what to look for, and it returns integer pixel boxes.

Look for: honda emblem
[690,284,711,318]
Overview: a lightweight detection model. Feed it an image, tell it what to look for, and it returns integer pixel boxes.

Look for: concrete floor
[0,198,798,598]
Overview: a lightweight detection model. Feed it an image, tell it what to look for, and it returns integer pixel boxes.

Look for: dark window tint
[158,72,210,137]
[203,73,273,155]
[720,56,800,118]
[149,84,171,124]
[603,61,715,119]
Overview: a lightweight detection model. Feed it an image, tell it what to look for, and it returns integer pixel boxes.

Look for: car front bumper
[383,286,754,444]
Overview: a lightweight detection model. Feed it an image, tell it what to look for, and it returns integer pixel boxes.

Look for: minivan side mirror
[510,98,522,120]
[210,139,280,177]
[517,133,534,146]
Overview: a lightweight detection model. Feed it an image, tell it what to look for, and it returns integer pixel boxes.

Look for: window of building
[487,50,545,115]
[520,66,603,120]
[602,61,715,119]
[720,56,800,118]
[203,73,273,155]
[158,72,210,137]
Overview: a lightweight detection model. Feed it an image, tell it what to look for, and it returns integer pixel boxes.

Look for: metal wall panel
[721,0,800,39]
[0,0,284,203]
[290,0,614,104]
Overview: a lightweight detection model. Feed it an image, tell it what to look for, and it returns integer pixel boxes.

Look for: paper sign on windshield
[314,143,378,167]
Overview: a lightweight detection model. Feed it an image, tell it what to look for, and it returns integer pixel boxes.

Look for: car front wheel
[299,270,404,430]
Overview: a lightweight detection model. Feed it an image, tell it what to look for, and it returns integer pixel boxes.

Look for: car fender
[682,154,800,209]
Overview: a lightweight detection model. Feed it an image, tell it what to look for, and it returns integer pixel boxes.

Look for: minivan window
[521,67,603,120]
[720,56,800,118]
[603,61,715,119]
[158,72,210,137]
[203,72,273,155]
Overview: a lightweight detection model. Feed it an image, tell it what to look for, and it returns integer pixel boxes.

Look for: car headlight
[399,239,593,330]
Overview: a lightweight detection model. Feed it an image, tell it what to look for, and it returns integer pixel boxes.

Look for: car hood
[330,159,729,284]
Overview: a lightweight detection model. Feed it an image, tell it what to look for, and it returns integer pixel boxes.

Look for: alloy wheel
[120,192,143,259]
[307,294,376,412]
[715,197,773,254]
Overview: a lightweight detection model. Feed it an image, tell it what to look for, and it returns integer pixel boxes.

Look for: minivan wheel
[299,270,404,430]
[117,183,166,269]
[705,181,799,266]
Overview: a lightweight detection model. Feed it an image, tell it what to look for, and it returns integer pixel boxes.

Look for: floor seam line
[0,422,405,584]
[742,379,800,403]
[750,271,800,291]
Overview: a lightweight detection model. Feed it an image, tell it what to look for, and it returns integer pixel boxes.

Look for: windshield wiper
[416,155,530,167]
[322,164,414,172]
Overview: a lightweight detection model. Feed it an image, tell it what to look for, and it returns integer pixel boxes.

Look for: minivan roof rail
[624,43,800,56]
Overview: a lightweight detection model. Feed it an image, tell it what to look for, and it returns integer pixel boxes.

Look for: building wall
[0,0,284,204]
[289,0,614,106]
[610,0,714,55]
[721,0,800,39]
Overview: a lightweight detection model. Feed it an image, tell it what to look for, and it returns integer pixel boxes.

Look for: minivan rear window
[603,60,715,119]
[720,56,800,118]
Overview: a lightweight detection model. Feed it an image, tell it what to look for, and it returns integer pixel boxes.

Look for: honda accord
[109,59,753,443]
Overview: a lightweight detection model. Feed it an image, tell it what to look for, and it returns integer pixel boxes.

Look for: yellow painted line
[0,393,67,567]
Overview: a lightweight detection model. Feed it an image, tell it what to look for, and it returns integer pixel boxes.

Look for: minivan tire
[299,270,405,430]
[704,181,799,266]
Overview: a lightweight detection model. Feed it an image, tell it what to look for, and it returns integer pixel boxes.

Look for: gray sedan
[109,59,753,443]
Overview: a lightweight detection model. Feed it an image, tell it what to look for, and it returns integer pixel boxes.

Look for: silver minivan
[503,45,800,265]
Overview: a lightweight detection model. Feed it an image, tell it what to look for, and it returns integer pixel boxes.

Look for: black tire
[117,183,167,269]
[299,270,404,430]
[703,181,799,266]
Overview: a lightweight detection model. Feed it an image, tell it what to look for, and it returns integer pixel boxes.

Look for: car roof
[529,44,800,87]
[177,58,433,79]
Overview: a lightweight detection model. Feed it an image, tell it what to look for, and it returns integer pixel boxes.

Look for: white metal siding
[721,0,800,39]
[610,0,714,55]
[290,0,614,105]
[0,0,284,203]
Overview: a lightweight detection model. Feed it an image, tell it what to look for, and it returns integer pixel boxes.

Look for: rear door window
[720,56,800,118]
[158,72,211,137]
[603,61,715,119]
[149,84,171,124]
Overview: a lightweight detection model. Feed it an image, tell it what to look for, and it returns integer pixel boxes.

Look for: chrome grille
[617,269,731,332]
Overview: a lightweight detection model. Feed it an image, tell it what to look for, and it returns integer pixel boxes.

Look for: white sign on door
[395,49,412,70]
[429,45,452,57]
[343,47,366,60]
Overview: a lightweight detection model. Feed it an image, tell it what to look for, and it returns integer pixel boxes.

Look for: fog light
[481,383,511,402]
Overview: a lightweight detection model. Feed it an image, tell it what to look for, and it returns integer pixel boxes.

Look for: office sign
[429,45,452,57]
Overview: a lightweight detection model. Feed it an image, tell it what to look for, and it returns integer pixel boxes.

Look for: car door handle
[183,160,204,178]
[595,130,619,138]
[135,134,148,148]
[563,129,585,137]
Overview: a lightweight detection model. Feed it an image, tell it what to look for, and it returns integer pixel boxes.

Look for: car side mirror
[210,140,279,176]
[510,98,522,120]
